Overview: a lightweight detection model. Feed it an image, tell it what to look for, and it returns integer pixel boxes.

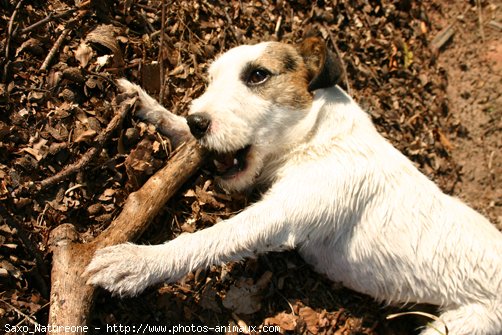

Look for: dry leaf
[20,148,43,161]
[184,189,197,197]
[299,306,319,334]
[264,312,298,332]
[74,129,97,143]
[194,186,224,209]
[98,188,116,202]
[16,38,43,56]
[437,129,453,151]
[199,284,222,313]
[74,42,93,68]
[180,218,197,233]
[223,278,263,315]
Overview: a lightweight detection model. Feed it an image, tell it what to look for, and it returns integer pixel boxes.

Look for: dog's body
[85,38,502,335]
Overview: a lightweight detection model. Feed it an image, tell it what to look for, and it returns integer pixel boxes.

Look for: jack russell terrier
[84,37,502,335]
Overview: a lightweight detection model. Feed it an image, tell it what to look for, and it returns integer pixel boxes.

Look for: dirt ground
[433,1,502,229]
[0,0,500,334]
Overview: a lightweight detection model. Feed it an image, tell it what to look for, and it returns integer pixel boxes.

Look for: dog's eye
[246,69,270,86]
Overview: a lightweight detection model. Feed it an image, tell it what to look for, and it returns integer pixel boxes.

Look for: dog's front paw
[116,78,140,96]
[84,243,157,297]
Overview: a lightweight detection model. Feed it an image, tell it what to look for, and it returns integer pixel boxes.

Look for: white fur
[86,42,502,335]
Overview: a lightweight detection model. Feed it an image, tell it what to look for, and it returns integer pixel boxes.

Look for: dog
[84,37,502,335]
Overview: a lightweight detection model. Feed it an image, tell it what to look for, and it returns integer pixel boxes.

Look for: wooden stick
[488,20,502,31]
[430,23,456,54]
[39,11,85,72]
[158,0,166,104]
[48,138,205,334]
[94,139,205,244]
[274,16,282,39]
[3,0,24,82]
[4,0,24,58]
[476,0,485,42]
[18,8,76,36]
[40,28,71,71]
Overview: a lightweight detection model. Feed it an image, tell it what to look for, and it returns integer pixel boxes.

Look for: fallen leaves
[74,42,93,68]
[223,271,272,315]
[265,312,298,332]
[264,305,356,335]
[0,0,476,333]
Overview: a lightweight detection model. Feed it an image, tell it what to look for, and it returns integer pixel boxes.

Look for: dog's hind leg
[419,302,502,335]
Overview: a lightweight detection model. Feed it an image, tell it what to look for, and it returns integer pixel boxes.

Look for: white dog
[84,37,502,335]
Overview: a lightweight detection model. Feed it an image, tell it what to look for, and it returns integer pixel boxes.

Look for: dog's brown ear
[298,37,343,92]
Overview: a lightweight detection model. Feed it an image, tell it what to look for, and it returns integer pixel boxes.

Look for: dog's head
[187,37,342,191]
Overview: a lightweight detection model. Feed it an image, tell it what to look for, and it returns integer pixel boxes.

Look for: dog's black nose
[186,113,211,139]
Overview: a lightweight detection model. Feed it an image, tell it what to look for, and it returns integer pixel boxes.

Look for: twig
[430,23,456,54]
[158,0,166,104]
[32,96,137,194]
[324,24,352,96]
[387,311,449,335]
[274,16,282,40]
[4,0,24,58]
[223,8,239,43]
[134,3,158,12]
[78,0,92,8]
[488,20,502,32]
[276,290,296,315]
[43,82,204,332]
[476,0,485,42]
[0,297,40,327]
[177,14,205,44]
[2,0,25,82]
[139,10,155,33]
[17,8,76,36]
[40,28,71,71]
[39,12,84,71]
[48,139,205,333]
[102,62,140,72]
[81,68,117,86]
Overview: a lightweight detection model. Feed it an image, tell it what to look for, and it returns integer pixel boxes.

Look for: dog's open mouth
[210,145,252,179]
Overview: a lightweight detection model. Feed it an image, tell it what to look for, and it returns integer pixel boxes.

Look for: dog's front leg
[116,79,191,147]
[84,192,301,297]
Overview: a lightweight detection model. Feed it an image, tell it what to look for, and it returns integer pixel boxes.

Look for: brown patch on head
[240,42,313,110]
[298,37,343,91]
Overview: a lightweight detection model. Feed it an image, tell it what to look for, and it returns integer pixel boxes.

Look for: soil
[432,1,502,228]
[0,1,500,335]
